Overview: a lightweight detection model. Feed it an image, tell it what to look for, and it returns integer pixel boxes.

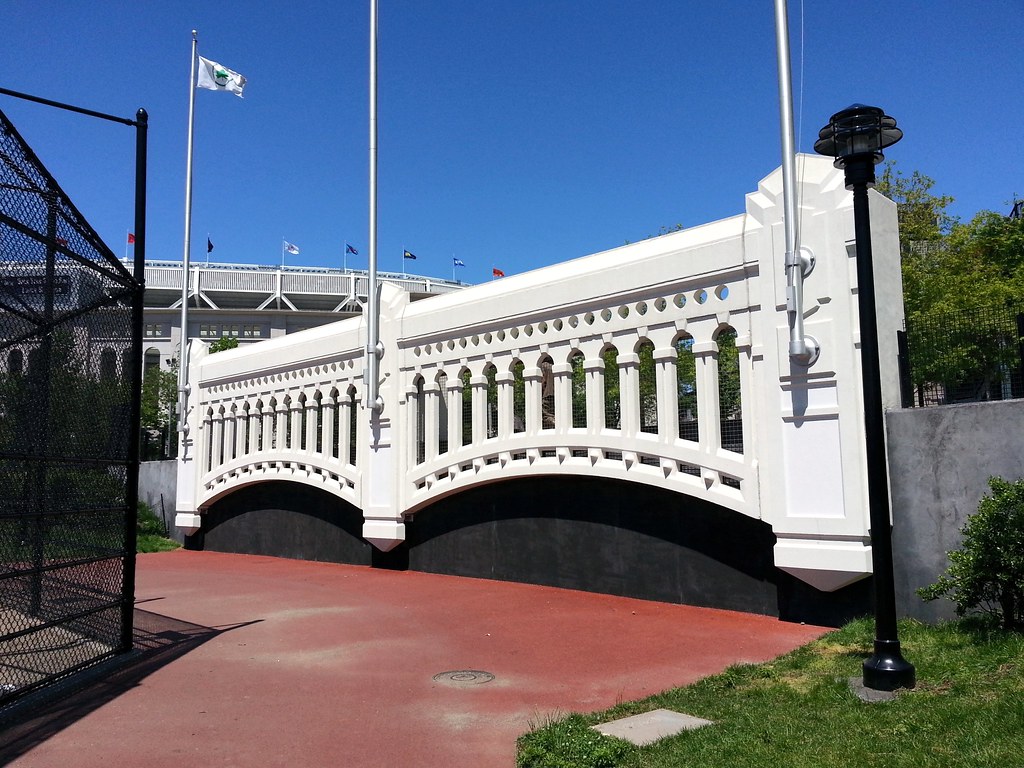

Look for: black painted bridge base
[188,477,870,626]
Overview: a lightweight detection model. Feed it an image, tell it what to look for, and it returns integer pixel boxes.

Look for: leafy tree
[461,369,473,442]
[638,341,657,433]
[676,336,699,441]
[484,363,498,437]
[141,361,177,432]
[876,161,956,250]
[141,337,238,436]
[877,163,1024,401]
[902,212,1024,399]
[602,347,619,429]
[716,329,742,420]
[875,162,958,322]
[208,335,239,353]
[570,352,586,428]
[512,360,525,432]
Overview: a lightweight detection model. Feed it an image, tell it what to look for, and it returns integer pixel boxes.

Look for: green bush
[919,476,1024,630]
[137,500,167,537]
[136,500,180,552]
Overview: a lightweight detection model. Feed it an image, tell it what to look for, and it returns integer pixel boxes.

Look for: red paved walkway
[3,550,827,767]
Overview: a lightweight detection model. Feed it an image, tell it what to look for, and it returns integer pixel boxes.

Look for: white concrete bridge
[174,155,904,606]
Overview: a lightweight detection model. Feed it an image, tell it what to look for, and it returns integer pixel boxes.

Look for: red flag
[127,233,135,244]
[492,267,505,277]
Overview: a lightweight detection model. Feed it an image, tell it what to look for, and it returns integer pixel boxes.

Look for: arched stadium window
[100,347,117,381]
[8,349,23,376]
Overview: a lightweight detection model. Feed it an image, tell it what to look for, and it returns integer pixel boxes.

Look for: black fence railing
[0,103,143,716]
[899,303,1024,408]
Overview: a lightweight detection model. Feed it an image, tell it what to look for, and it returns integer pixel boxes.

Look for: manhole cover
[432,670,495,685]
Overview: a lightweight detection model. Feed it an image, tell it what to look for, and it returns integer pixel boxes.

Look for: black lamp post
[814,104,915,692]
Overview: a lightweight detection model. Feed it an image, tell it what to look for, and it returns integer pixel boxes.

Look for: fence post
[1015,313,1024,399]
[896,329,913,408]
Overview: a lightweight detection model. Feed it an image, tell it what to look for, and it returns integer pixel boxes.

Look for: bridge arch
[195,480,370,565]
[401,476,867,624]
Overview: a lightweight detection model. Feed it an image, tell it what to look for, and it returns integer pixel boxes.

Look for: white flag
[284,241,300,255]
[196,56,247,97]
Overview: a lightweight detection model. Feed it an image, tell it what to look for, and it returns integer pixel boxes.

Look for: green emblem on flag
[214,67,230,86]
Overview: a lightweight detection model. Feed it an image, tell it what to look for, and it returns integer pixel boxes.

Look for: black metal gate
[0,103,145,711]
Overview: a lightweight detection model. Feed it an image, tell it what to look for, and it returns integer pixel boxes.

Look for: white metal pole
[178,30,199,433]
[366,0,383,412]
[774,0,818,365]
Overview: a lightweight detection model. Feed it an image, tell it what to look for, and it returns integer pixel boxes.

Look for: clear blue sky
[2,1,1020,284]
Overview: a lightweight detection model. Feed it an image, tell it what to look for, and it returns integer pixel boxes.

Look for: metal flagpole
[774,0,818,366]
[178,29,199,438]
[366,0,383,412]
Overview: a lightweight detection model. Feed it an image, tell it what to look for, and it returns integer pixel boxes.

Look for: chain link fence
[900,303,1024,407]
[0,106,140,713]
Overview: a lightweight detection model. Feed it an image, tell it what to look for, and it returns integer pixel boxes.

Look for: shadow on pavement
[0,606,259,764]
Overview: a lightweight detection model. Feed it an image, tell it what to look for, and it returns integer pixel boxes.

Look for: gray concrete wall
[887,399,1024,622]
[138,460,182,542]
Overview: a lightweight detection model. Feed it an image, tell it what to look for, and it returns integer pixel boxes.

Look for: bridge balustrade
[175,156,905,592]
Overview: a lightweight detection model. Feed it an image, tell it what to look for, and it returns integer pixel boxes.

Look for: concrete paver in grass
[594,708,713,746]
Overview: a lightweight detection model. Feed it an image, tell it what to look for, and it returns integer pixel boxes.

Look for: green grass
[136,501,180,553]
[517,618,1024,768]
[137,533,180,553]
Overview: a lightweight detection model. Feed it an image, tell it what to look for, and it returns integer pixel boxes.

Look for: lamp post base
[863,639,916,691]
